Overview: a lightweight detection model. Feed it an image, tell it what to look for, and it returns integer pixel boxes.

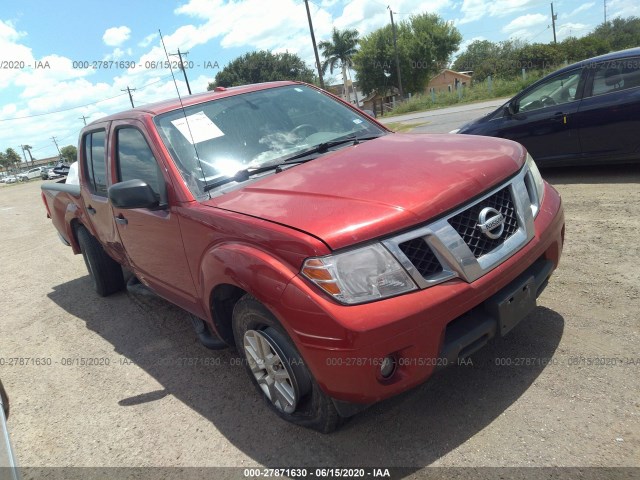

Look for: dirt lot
[0,165,639,477]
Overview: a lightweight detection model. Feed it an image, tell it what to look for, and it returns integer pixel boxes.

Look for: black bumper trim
[438,258,554,368]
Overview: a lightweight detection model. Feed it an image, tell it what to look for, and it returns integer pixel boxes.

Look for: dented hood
[203,133,525,250]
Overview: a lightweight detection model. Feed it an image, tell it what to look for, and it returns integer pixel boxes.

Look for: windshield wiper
[202,158,313,191]
[280,133,383,163]
[202,134,384,192]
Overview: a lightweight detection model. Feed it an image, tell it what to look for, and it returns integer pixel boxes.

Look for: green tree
[60,145,77,163]
[0,152,7,172]
[354,13,461,96]
[319,28,360,104]
[208,50,316,89]
[5,148,21,170]
[591,16,640,51]
[558,35,610,64]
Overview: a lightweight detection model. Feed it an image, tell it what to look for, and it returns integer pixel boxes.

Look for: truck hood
[203,133,525,250]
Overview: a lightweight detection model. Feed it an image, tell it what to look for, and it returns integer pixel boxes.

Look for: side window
[116,128,166,204]
[518,69,582,113]
[591,57,640,96]
[83,130,108,196]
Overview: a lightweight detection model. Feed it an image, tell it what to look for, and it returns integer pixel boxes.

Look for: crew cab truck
[41,81,564,432]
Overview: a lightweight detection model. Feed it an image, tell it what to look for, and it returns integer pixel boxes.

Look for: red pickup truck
[42,81,564,432]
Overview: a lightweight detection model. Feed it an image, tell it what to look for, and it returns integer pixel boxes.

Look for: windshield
[154,84,386,197]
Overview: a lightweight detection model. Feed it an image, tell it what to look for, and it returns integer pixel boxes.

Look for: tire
[76,226,125,297]
[232,294,343,433]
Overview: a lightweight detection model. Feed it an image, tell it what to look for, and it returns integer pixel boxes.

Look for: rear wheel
[76,226,125,297]
[232,294,343,432]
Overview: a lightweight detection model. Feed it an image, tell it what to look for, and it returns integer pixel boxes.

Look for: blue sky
[0,0,637,161]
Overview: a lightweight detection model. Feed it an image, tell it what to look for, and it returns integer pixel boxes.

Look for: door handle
[552,112,567,124]
[115,215,128,225]
[87,206,97,215]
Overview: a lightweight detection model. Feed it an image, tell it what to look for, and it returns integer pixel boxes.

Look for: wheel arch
[201,243,300,345]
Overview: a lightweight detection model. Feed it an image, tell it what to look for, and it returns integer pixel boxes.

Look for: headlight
[524,153,545,217]
[301,243,417,305]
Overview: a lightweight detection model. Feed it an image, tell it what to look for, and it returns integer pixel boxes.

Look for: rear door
[109,120,198,310]
[576,56,640,162]
[79,123,125,263]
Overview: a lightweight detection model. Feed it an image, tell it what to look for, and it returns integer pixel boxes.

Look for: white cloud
[138,33,158,48]
[607,0,640,18]
[102,26,131,47]
[502,13,547,33]
[500,12,553,40]
[0,19,24,42]
[568,2,595,17]
[556,22,592,41]
[104,47,133,61]
[458,0,543,25]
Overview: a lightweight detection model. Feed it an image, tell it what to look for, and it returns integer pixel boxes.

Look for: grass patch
[384,121,431,132]
[385,73,543,117]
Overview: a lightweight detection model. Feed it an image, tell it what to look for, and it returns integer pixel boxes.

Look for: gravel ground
[0,163,638,478]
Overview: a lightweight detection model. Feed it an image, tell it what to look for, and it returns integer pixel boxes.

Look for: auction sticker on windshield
[171,111,224,144]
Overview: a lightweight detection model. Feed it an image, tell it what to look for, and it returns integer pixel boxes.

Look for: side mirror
[109,180,159,209]
[506,101,518,116]
[0,380,9,419]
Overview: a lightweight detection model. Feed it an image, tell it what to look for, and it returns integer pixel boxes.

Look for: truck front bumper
[276,185,565,406]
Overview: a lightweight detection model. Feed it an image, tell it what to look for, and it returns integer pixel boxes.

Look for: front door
[110,120,198,311]
[500,68,584,165]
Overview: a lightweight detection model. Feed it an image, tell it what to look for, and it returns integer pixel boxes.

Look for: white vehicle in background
[3,176,18,184]
[17,167,43,182]
[42,168,63,180]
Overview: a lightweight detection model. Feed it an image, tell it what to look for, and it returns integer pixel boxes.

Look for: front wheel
[232,294,343,432]
[76,226,125,297]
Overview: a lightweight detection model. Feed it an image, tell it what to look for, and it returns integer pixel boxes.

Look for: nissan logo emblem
[477,207,505,239]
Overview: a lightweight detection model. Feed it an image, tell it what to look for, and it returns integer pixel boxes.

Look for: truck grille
[448,186,519,258]
[398,238,443,278]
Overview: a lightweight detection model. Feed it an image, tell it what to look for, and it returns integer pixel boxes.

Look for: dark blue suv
[457,48,640,167]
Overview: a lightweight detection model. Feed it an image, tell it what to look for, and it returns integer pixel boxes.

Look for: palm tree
[23,145,34,166]
[319,28,360,106]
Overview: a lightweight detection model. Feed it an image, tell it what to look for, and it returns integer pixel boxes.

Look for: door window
[590,57,640,96]
[82,130,108,196]
[518,69,582,113]
[116,128,166,204]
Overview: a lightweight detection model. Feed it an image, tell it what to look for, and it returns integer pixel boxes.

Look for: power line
[0,92,127,122]
[0,74,173,123]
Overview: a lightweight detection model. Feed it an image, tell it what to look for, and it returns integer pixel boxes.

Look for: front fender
[199,242,299,324]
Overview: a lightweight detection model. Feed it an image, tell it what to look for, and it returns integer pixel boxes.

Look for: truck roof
[87,80,300,125]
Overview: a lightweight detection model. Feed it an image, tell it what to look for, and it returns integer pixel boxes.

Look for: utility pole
[79,115,88,126]
[170,48,192,95]
[388,6,404,101]
[304,0,325,89]
[51,136,61,156]
[551,3,557,44]
[121,86,136,108]
[604,0,607,23]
